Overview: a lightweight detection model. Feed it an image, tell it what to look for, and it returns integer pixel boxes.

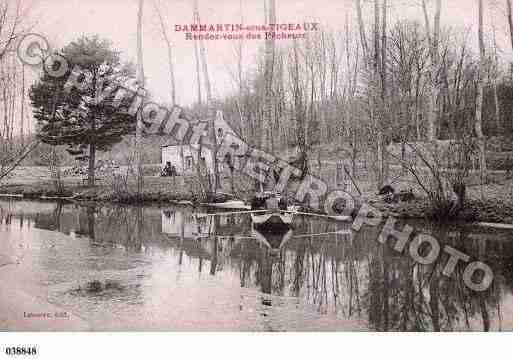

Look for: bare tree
[422,0,441,142]
[193,0,220,196]
[344,18,362,178]
[0,0,38,184]
[378,0,388,185]
[153,0,176,106]
[0,1,24,60]
[288,39,308,175]
[355,0,369,57]
[354,0,388,188]
[490,19,502,135]
[262,0,276,155]
[507,0,513,52]
[475,0,487,180]
[135,0,145,195]
[193,10,202,107]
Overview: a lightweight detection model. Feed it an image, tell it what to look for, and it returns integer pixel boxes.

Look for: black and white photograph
[1,0,513,350]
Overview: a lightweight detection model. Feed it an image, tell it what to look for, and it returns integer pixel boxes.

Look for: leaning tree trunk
[166,44,176,105]
[154,1,176,106]
[0,141,39,182]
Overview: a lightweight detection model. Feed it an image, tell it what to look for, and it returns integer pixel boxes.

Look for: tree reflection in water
[1,199,512,331]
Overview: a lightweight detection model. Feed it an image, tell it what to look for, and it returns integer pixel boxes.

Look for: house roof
[161,110,241,148]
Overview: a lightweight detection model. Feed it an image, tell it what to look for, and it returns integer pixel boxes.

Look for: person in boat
[250,146,307,211]
[250,191,288,211]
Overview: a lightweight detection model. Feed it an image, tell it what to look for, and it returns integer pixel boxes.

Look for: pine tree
[30,36,137,186]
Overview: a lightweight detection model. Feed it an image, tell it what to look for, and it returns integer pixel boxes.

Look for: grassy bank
[369,196,513,224]
[2,165,513,225]
[0,177,197,204]
[367,178,513,224]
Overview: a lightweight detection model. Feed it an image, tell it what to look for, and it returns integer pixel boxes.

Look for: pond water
[1,199,513,331]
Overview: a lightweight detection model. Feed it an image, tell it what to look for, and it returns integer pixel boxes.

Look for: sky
[22,0,513,109]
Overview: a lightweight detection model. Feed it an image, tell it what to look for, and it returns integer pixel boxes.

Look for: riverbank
[367,179,513,224]
[369,197,513,224]
[2,175,513,225]
[0,177,199,204]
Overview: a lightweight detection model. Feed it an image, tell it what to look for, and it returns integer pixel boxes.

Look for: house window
[217,127,223,139]
[185,156,193,170]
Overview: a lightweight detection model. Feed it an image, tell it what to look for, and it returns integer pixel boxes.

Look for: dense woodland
[179,0,513,216]
[211,1,513,162]
[0,0,512,215]
[175,0,513,196]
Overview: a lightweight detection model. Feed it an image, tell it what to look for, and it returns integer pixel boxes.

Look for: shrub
[486,151,513,171]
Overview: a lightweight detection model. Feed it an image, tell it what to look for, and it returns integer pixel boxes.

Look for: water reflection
[1,199,513,331]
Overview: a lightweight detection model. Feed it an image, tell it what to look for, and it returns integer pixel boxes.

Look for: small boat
[251,210,294,226]
[39,194,78,201]
[204,200,250,210]
[250,191,296,229]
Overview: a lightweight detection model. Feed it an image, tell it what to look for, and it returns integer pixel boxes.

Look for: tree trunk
[136,0,145,195]
[20,63,25,145]
[153,1,176,105]
[493,77,501,136]
[507,0,513,52]
[373,0,384,187]
[192,0,202,180]
[0,141,39,182]
[380,0,388,184]
[236,0,245,139]
[476,0,487,179]
[193,21,202,106]
[373,0,380,73]
[166,41,176,106]
[263,0,276,154]
[380,0,387,97]
[422,0,441,142]
[86,206,96,239]
[88,143,96,187]
[492,22,502,136]
[194,0,219,193]
[355,0,369,57]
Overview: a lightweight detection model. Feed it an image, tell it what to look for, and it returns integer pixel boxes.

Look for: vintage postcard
[0,0,512,343]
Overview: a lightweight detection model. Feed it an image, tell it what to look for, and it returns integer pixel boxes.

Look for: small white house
[161,110,239,175]
[161,145,214,174]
